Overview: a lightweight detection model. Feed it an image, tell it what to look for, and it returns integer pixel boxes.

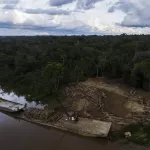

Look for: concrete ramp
[20,115,112,137]
[56,117,112,137]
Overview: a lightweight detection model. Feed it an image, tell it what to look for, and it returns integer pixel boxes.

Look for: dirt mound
[125,101,144,113]
[65,83,106,114]
[72,99,89,111]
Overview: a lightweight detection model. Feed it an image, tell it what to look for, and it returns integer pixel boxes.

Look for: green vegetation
[0,98,4,102]
[123,123,150,146]
[110,123,150,146]
[1,35,150,101]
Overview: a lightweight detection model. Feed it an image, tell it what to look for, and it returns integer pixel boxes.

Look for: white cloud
[0,0,150,35]
[25,8,71,15]
[109,0,150,27]
[0,28,49,36]
[3,4,16,10]
[49,0,105,10]
[49,0,74,6]
[0,0,19,4]
[76,0,104,10]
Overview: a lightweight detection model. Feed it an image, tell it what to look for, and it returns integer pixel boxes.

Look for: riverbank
[63,78,150,130]
[1,77,150,146]
[61,78,150,145]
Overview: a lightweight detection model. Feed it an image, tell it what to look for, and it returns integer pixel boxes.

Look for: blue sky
[0,0,150,35]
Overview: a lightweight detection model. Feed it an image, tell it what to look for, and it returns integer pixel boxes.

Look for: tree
[1,35,150,102]
[131,60,150,89]
[95,55,108,78]
[43,62,64,93]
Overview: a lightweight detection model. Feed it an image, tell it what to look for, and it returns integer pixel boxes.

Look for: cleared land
[63,78,150,131]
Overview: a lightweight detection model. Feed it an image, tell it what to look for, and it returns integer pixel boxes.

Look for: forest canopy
[0,35,150,102]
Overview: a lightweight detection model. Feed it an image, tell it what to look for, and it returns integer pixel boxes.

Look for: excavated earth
[63,78,150,131]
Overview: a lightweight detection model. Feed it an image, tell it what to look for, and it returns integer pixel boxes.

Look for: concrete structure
[20,115,112,137]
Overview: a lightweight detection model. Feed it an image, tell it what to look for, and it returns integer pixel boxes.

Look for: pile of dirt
[64,83,107,117]
[72,99,89,111]
[63,78,150,131]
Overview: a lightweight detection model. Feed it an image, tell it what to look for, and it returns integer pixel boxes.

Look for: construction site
[21,78,150,134]
[62,78,150,132]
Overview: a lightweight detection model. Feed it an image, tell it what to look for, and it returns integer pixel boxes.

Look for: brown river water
[0,90,149,150]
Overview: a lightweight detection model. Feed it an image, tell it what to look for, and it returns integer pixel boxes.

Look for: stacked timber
[23,108,63,123]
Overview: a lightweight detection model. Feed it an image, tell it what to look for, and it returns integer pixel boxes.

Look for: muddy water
[0,112,149,150]
[0,90,149,150]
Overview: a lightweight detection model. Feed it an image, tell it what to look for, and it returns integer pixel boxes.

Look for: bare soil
[63,77,150,131]
[102,90,129,117]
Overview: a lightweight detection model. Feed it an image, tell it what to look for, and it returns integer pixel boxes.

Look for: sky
[0,0,150,35]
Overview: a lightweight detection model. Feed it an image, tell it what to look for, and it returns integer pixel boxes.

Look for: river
[0,90,149,150]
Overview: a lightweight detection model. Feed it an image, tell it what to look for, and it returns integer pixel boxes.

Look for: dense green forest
[0,35,150,102]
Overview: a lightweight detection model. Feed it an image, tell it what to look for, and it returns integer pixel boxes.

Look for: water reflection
[0,91,149,150]
[0,111,149,150]
[0,89,44,109]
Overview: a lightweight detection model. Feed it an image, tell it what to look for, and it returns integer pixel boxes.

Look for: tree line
[0,35,150,102]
